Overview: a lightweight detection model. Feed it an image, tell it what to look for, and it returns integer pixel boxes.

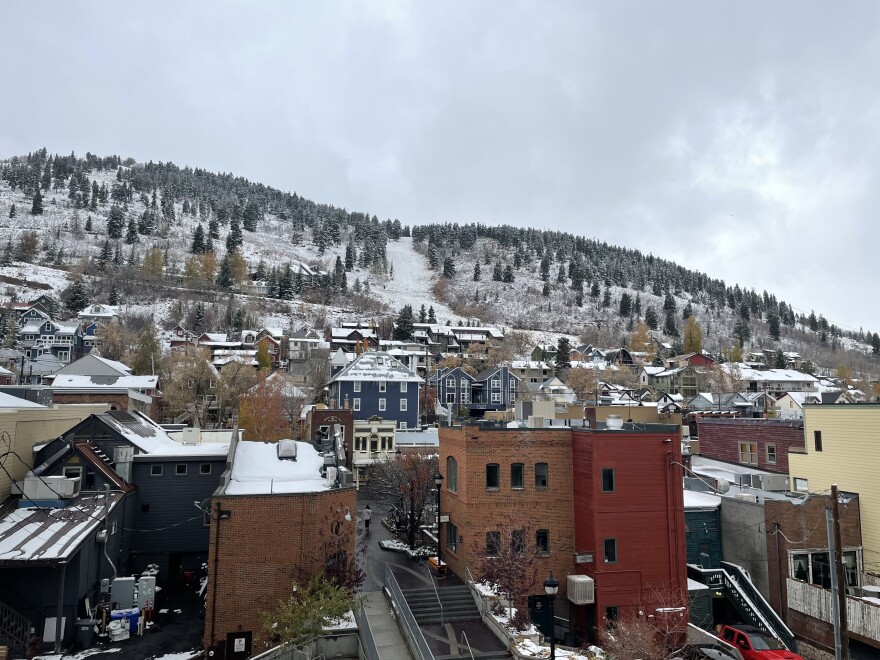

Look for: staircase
[688,563,797,651]
[0,599,33,658]
[403,585,481,625]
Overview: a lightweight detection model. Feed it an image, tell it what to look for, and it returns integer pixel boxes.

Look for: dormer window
[44,322,52,331]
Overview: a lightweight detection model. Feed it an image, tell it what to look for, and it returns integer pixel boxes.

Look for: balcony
[787,578,880,645]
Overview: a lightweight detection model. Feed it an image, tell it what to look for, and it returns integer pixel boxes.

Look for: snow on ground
[144,651,202,660]
[34,648,121,660]
[371,238,456,321]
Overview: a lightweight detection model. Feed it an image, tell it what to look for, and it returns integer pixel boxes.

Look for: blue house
[430,366,475,412]
[470,365,519,413]
[328,351,422,429]
[17,308,83,364]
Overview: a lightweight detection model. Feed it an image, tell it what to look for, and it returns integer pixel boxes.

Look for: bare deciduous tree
[368,453,438,548]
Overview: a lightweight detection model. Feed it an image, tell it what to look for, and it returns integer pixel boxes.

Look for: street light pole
[544,573,559,660]
[434,471,444,575]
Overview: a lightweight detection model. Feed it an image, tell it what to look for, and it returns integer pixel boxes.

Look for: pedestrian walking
[363,505,372,532]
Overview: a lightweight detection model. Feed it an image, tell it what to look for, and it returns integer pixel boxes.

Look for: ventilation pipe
[100,484,117,580]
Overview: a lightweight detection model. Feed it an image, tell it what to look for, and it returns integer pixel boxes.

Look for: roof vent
[606,415,623,430]
[277,440,298,461]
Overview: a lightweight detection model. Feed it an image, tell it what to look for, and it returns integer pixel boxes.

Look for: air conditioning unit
[181,428,200,445]
[568,575,595,604]
[277,440,298,461]
[736,493,758,503]
[338,467,353,488]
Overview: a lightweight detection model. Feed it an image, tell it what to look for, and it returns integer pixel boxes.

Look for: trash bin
[76,619,97,649]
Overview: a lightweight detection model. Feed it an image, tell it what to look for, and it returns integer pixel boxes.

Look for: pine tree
[108,283,119,306]
[768,313,781,341]
[602,289,611,308]
[555,337,572,369]
[85,215,93,232]
[808,311,818,332]
[871,332,880,354]
[419,304,427,323]
[8,203,15,219]
[590,281,601,298]
[345,243,355,271]
[492,262,503,281]
[733,318,751,346]
[194,303,205,333]
[107,206,125,239]
[192,224,207,254]
[428,245,438,270]
[644,306,658,330]
[64,278,89,313]
[428,306,437,324]
[216,253,234,288]
[442,257,456,279]
[1,239,14,266]
[125,218,139,244]
[97,240,113,271]
[663,292,676,313]
[473,262,481,281]
[208,218,219,239]
[542,282,550,297]
[394,305,415,340]
[664,309,679,337]
[226,219,243,251]
[502,265,514,283]
[618,293,632,317]
[31,189,43,215]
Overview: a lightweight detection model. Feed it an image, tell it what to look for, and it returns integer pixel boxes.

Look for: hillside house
[329,325,379,352]
[431,366,476,412]
[77,303,120,324]
[695,418,805,474]
[726,364,818,393]
[667,352,716,369]
[509,360,552,384]
[289,328,325,361]
[328,351,422,429]
[639,364,699,398]
[469,365,519,413]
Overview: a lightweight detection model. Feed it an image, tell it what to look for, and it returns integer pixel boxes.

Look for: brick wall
[203,487,357,650]
[696,418,804,474]
[439,426,575,597]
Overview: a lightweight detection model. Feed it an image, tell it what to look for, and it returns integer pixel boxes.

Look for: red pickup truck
[718,625,803,660]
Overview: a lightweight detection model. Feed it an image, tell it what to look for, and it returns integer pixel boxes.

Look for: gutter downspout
[55,562,66,653]
[102,484,117,580]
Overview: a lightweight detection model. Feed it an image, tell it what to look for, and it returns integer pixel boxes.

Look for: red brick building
[571,427,688,639]
[439,422,688,643]
[696,418,805,474]
[203,439,357,655]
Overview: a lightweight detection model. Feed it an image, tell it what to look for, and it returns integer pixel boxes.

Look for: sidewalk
[361,590,415,660]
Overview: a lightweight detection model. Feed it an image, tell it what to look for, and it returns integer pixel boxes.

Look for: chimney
[344,394,349,410]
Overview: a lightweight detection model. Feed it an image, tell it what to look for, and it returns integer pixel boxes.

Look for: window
[400,382,407,393]
[486,531,501,557]
[447,377,456,388]
[447,456,458,492]
[379,381,386,393]
[200,463,212,475]
[512,529,525,554]
[399,421,407,430]
[381,436,391,451]
[400,399,407,412]
[605,606,619,627]
[447,522,459,553]
[354,382,361,392]
[486,463,500,489]
[355,436,367,452]
[460,379,470,390]
[814,430,823,452]
[491,378,501,389]
[150,464,163,477]
[535,463,548,488]
[738,441,759,465]
[766,443,777,465]
[63,466,83,480]
[353,398,361,411]
[791,549,860,588]
[446,392,456,404]
[536,529,549,555]
[601,468,615,492]
[604,538,618,563]
[379,398,386,412]
[511,463,524,489]
[175,464,188,476]
[370,435,378,453]
[794,477,809,492]
[491,392,502,403]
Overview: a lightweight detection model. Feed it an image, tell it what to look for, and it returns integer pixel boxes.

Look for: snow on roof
[395,429,439,446]
[223,441,330,495]
[89,355,133,374]
[726,364,818,383]
[510,361,550,370]
[51,374,158,390]
[0,391,46,408]
[100,411,229,457]
[642,366,666,375]
[683,490,722,509]
[200,333,228,342]
[0,365,13,376]
[688,578,710,591]
[78,304,120,317]
[330,351,422,383]
[0,492,123,563]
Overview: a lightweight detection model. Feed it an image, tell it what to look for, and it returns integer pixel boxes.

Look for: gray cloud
[2,1,878,331]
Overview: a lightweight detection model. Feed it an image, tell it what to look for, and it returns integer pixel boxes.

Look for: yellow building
[789,404,880,571]
[0,396,108,500]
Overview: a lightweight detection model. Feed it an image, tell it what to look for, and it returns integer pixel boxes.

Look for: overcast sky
[2,2,878,332]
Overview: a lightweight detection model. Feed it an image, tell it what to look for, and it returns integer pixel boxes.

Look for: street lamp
[434,472,444,575]
[544,573,559,660]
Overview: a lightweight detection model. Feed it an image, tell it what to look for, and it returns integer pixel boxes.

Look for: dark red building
[571,427,688,640]
[695,418,804,474]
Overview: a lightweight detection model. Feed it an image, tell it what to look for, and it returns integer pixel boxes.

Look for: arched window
[446,456,458,492]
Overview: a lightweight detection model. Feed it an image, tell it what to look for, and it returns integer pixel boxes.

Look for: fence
[385,562,435,660]
[787,578,880,644]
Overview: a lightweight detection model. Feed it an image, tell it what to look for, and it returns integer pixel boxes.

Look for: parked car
[719,625,803,660]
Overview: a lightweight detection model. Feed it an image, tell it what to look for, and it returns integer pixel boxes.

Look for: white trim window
[491,378,501,389]
[353,398,361,411]
[446,392,456,404]
[491,392,502,403]
[400,399,407,412]
[353,382,361,392]
[379,381,386,393]
[379,398,386,412]
[446,377,456,388]
[400,382,408,393]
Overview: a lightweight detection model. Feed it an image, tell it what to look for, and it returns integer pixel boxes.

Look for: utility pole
[831,484,849,660]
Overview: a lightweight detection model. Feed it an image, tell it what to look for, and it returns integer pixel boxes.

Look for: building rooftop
[222,440,331,495]
[329,351,422,383]
[99,410,230,458]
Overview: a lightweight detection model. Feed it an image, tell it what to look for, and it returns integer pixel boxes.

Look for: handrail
[357,605,381,660]
[385,563,435,660]
[0,598,33,652]
[426,564,444,626]
[459,630,476,660]
[721,561,796,649]
[465,565,475,586]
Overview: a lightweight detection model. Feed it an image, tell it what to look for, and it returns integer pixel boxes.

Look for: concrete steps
[403,585,481,624]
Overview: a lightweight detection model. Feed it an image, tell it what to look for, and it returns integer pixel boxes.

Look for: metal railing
[459,630,476,660]
[0,598,32,653]
[721,561,795,650]
[426,563,444,626]
[385,562,435,660]
[357,605,381,660]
